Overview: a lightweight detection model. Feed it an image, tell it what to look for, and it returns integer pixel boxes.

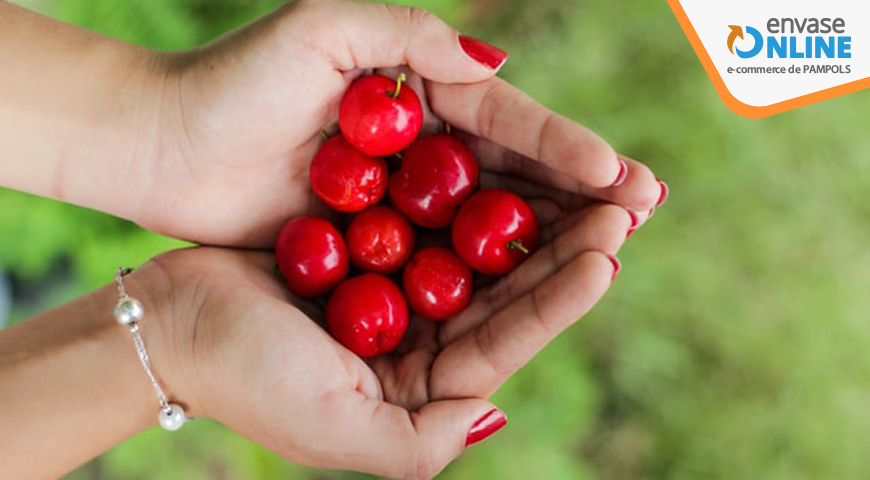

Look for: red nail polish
[606,254,621,281]
[626,209,639,238]
[611,159,628,187]
[459,35,508,70]
[647,207,655,219]
[656,179,669,207]
[465,408,507,447]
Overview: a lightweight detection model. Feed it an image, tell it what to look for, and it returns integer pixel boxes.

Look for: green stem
[507,240,530,255]
[319,130,329,140]
[391,73,406,99]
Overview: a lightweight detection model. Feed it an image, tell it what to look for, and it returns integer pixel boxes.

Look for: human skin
[0,0,668,478]
[0,199,633,480]
[0,0,662,248]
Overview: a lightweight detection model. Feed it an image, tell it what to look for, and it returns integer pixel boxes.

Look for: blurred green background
[4,0,870,479]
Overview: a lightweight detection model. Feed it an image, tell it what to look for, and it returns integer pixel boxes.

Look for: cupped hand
[139,181,637,479]
[138,0,662,247]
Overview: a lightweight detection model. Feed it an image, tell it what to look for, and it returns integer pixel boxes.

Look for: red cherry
[275,216,349,297]
[389,134,479,228]
[452,189,539,275]
[326,274,409,357]
[402,247,472,321]
[346,206,416,274]
[309,135,388,213]
[339,73,423,156]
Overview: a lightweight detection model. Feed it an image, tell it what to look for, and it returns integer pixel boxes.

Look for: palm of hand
[155,53,472,248]
[148,37,348,246]
[150,9,658,247]
[158,166,628,473]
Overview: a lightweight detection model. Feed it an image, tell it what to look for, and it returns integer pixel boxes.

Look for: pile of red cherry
[275,73,539,358]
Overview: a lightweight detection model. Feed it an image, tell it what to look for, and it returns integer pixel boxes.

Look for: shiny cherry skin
[339,74,423,156]
[346,206,416,274]
[402,247,473,321]
[389,134,479,228]
[452,189,540,275]
[326,274,409,357]
[309,135,388,213]
[275,216,349,298]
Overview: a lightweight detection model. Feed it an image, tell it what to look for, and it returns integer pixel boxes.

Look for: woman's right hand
[0,0,664,248]
[133,0,663,247]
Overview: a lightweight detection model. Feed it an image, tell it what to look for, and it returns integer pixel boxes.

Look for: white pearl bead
[158,403,187,431]
[114,298,144,325]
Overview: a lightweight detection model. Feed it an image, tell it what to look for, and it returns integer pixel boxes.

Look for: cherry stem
[319,130,329,140]
[507,240,530,255]
[391,73,406,99]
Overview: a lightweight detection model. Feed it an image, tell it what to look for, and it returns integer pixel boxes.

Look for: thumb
[291,0,508,82]
[321,392,507,479]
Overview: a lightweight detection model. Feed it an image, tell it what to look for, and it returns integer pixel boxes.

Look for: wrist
[125,52,193,237]
[0,268,177,478]
[120,258,207,421]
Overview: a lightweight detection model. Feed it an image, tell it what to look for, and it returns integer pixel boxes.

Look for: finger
[479,171,592,212]
[540,202,653,245]
[431,250,618,400]
[465,130,605,194]
[313,391,504,479]
[478,171,649,237]
[480,172,586,226]
[428,78,621,188]
[295,0,506,82]
[440,203,630,346]
[464,128,663,213]
[525,198,564,227]
[577,156,664,211]
[478,170,654,230]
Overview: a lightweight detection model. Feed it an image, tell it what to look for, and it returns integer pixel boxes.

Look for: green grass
[3,0,870,479]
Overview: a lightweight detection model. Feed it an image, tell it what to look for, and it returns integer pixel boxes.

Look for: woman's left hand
[138,186,633,478]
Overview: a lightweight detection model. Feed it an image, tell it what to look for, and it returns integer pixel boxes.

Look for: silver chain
[115,267,171,414]
[113,267,131,297]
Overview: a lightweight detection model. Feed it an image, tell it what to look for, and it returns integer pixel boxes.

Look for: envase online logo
[726,20,852,75]
[727,20,850,60]
[727,26,762,58]
[667,1,869,118]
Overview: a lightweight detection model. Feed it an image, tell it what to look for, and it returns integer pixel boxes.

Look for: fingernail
[606,254,621,281]
[465,408,507,447]
[459,35,508,70]
[656,179,669,207]
[626,210,639,238]
[611,159,628,187]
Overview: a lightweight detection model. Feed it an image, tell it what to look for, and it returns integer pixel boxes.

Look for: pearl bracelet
[113,267,189,431]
